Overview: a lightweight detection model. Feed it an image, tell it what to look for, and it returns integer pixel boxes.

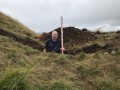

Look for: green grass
[0,36,120,90]
[0,12,120,90]
[0,12,44,50]
[0,68,30,90]
[0,12,37,39]
[49,81,72,90]
[116,49,120,55]
[77,52,86,61]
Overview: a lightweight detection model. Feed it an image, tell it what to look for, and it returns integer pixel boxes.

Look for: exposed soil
[0,28,44,51]
[39,27,97,47]
[64,43,118,55]
[0,27,118,55]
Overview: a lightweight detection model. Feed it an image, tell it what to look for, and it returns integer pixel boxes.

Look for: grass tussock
[77,52,86,61]
[0,68,30,90]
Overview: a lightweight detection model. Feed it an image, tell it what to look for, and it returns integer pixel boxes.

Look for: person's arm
[44,40,49,52]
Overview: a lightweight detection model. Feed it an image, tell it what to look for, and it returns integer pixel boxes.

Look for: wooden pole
[61,16,64,54]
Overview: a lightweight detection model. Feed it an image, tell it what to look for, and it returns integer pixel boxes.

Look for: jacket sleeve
[45,41,49,49]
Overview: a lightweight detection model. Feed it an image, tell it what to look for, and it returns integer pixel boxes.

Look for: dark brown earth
[64,43,118,55]
[39,27,119,55]
[39,27,97,49]
[0,27,119,55]
[1,26,118,55]
[0,28,44,51]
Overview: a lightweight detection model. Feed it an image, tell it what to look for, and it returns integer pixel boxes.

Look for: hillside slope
[0,12,44,51]
[0,43,120,90]
[0,12,37,38]
[0,12,120,90]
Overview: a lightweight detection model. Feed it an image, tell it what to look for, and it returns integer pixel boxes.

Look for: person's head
[52,31,58,41]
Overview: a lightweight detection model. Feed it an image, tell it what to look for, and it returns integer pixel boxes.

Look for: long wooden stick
[61,16,64,54]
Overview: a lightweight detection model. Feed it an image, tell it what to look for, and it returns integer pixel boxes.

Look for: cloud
[0,0,120,32]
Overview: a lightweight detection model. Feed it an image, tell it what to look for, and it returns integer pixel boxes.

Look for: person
[44,31,65,53]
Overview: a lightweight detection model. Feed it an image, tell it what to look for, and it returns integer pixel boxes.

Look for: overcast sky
[0,0,120,32]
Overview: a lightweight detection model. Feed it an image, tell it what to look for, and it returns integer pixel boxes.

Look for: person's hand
[43,49,46,52]
[60,47,65,52]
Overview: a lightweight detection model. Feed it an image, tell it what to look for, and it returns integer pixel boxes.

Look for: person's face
[52,31,58,41]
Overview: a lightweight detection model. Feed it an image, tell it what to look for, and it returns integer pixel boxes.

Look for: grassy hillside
[0,12,120,90]
[0,45,120,90]
[0,12,44,51]
[0,12,37,38]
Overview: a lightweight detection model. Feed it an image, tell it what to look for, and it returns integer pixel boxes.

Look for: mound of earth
[39,27,97,49]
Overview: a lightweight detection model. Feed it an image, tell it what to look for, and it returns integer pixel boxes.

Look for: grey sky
[0,0,120,32]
